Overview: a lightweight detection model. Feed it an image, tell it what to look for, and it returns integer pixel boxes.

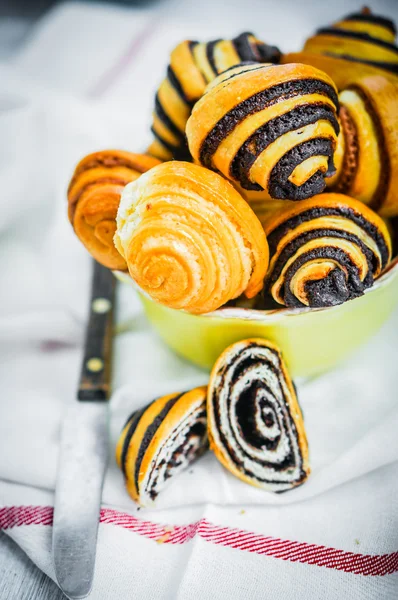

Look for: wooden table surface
[0,531,66,600]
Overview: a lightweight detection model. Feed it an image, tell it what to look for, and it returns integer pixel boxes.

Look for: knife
[53,260,115,599]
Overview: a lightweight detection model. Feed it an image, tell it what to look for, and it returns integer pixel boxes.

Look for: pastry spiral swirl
[114,161,269,314]
[327,75,398,217]
[116,387,208,506]
[67,150,160,269]
[148,33,281,161]
[186,62,340,201]
[264,193,392,308]
[283,8,398,89]
[207,339,309,492]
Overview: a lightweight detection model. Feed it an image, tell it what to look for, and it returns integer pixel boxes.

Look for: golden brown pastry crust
[116,387,208,506]
[327,75,398,216]
[149,34,281,161]
[285,9,398,90]
[263,193,392,308]
[114,161,269,314]
[67,150,160,269]
[281,51,398,90]
[186,62,339,201]
[207,338,310,491]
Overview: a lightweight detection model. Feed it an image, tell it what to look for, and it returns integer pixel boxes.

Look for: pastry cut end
[207,338,310,491]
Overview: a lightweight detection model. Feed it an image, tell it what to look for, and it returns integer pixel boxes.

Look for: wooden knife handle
[78,261,116,401]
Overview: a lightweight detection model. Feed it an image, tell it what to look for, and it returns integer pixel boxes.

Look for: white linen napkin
[1,2,398,598]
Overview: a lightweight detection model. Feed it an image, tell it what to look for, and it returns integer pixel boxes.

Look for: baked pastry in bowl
[186,62,340,200]
[148,32,280,161]
[67,150,160,269]
[282,8,398,89]
[114,161,269,314]
[115,252,398,377]
[326,74,398,217]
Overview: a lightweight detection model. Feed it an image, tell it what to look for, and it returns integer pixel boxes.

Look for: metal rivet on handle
[86,358,104,373]
[92,298,112,314]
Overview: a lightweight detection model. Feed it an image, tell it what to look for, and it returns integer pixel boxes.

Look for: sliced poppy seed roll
[116,387,208,506]
[207,339,309,492]
[327,75,398,217]
[263,193,392,308]
[283,8,398,90]
[186,62,340,201]
[67,150,161,270]
[147,33,281,161]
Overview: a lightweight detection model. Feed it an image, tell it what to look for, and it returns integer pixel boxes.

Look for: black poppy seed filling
[188,40,199,53]
[267,138,335,199]
[154,94,186,143]
[212,347,303,481]
[235,381,283,452]
[134,393,185,491]
[343,12,397,35]
[315,27,398,54]
[257,43,282,64]
[150,126,192,161]
[206,39,222,76]
[146,408,208,500]
[205,64,272,97]
[214,63,268,88]
[267,205,389,265]
[199,78,339,169]
[217,61,259,76]
[166,65,195,107]
[232,32,281,65]
[324,52,398,75]
[274,246,368,308]
[150,125,177,153]
[303,268,350,307]
[120,403,151,477]
[267,228,376,299]
[230,103,339,190]
[232,32,258,61]
[212,383,297,478]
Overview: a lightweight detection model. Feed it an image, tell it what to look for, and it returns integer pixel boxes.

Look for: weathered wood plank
[0,531,66,600]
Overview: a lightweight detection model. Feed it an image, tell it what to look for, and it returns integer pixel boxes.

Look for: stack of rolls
[148,32,281,161]
[67,17,396,317]
[67,150,160,269]
[186,62,340,201]
[282,7,398,89]
[326,75,398,217]
[263,193,392,308]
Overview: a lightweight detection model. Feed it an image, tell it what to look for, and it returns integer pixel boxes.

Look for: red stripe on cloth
[1,505,397,576]
[87,20,160,98]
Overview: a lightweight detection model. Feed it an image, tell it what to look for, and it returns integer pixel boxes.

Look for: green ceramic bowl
[115,258,398,377]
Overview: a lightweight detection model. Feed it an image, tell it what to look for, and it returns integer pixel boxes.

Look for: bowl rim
[113,256,398,322]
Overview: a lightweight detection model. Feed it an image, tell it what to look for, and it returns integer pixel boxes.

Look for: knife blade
[53,260,115,599]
